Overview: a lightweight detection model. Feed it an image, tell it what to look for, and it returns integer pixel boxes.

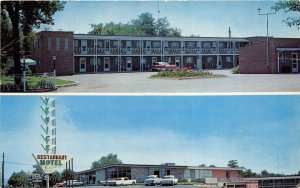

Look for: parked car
[107,177,136,186]
[144,175,162,186]
[58,180,84,187]
[56,181,65,187]
[161,175,178,186]
[151,62,176,72]
[100,179,113,186]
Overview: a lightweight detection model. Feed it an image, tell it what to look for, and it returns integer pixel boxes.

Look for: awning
[20,58,37,66]
[276,48,300,51]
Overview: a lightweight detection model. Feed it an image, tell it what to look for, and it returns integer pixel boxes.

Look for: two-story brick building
[31,31,248,75]
[30,31,300,75]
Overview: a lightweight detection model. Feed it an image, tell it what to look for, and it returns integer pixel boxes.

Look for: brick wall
[239,37,300,74]
[31,31,74,75]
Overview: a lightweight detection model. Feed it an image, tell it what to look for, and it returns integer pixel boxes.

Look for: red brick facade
[239,37,300,74]
[31,31,74,75]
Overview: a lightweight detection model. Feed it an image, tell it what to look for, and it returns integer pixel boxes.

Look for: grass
[150,69,226,79]
[0,75,76,86]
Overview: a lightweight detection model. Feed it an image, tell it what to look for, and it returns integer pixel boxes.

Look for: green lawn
[1,75,76,86]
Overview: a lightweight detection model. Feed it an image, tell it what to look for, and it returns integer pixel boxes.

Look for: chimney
[229,27,232,38]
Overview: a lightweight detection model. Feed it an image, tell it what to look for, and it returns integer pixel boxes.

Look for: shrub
[151,69,213,78]
[231,66,239,74]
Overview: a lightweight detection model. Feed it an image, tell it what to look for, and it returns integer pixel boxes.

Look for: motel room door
[175,57,180,68]
[79,57,86,72]
[104,57,110,72]
[126,57,132,71]
[292,53,299,73]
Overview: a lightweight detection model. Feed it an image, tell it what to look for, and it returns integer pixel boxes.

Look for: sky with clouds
[1,95,300,180]
[41,0,300,38]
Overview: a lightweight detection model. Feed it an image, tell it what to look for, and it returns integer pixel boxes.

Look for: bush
[151,68,213,78]
[231,66,239,74]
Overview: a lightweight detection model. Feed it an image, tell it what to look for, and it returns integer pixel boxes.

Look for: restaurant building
[76,163,253,187]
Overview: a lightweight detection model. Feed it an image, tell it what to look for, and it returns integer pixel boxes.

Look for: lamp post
[258,8,276,73]
[52,56,56,87]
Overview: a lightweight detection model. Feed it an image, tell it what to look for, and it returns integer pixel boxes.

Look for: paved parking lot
[55,70,300,93]
[83,185,197,188]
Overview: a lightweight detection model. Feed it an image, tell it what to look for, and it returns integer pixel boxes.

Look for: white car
[161,175,178,186]
[107,177,136,186]
[144,175,162,186]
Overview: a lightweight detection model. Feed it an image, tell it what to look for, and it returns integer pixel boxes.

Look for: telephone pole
[2,153,4,188]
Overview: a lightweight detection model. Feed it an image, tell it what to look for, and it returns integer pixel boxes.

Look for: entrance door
[105,41,110,54]
[217,56,222,69]
[126,57,132,71]
[175,57,180,68]
[152,57,157,65]
[104,57,110,72]
[197,57,202,70]
[292,53,298,73]
[79,57,86,72]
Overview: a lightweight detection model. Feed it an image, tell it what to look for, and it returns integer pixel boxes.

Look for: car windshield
[164,176,174,179]
[147,176,156,179]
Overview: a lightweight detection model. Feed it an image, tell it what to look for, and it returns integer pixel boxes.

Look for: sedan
[144,175,162,186]
[161,175,178,186]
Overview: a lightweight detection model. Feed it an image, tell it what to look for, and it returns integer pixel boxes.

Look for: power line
[4,161,34,166]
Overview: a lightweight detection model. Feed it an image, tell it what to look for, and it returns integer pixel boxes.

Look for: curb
[56,81,79,88]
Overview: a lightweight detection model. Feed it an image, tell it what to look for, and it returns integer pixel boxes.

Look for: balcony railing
[74,47,239,55]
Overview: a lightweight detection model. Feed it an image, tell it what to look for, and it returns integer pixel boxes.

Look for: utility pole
[258,8,276,73]
[2,153,4,188]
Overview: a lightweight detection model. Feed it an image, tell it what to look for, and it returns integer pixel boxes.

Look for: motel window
[48,38,52,50]
[280,53,287,63]
[113,41,118,48]
[56,38,60,50]
[226,56,232,63]
[199,170,212,178]
[136,41,141,48]
[90,58,95,65]
[203,42,211,49]
[207,57,212,63]
[65,38,68,50]
[74,40,79,48]
[172,42,179,48]
[97,40,103,48]
[153,41,161,48]
[190,170,195,179]
[187,57,193,63]
[187,42,196,48]
[97,58,101,65]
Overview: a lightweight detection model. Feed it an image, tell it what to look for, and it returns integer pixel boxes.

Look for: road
[55,70,300,93]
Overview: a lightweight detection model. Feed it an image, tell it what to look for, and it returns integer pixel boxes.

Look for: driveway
[55,70,300,93]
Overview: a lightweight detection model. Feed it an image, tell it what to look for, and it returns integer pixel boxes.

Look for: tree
[91,153,122,169]
[156,17,170,36]
[1,1,65,82]
[227,160,239,168]
[131,12,156,36]
[8,171,29,187]
[1,11,13,73]
[169,27,182,37]
[273,0,300,29]
[261,169,269,177]
[89,23,104,35]
[199,164,207,167]
[209,164,216,167]
[50,171,62,186]
[62,169,76,181]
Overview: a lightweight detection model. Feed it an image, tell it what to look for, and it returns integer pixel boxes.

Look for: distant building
[245,176,300,188]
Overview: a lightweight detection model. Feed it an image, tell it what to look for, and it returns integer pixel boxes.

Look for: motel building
[76,163,259,188]
[30,31,300,75]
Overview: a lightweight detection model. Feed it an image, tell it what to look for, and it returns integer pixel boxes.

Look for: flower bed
[151,68,223,79]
